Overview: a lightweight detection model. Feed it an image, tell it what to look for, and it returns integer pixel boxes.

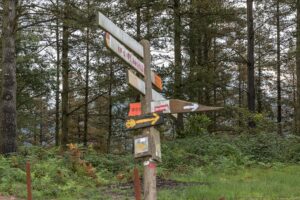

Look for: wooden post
[133,167,142,200]
[140,40,157,200]
[26,161,32,200]
[143,159,157,200]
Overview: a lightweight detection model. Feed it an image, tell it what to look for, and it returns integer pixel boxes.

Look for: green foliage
[1,129,300,199]
[161,132,300,174]
[0,147,113,199]
[219,107,276,134]
[183,114,212,136]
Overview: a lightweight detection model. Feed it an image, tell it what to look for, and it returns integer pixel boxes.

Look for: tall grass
[159,165,300,200]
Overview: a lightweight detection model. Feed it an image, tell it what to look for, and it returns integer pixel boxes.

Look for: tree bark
[296,0,300,135]
[276,0,282,135]
[173,0,184,136]
[55,0,60,146]
[1,0,18,154]
[61,0,70,147]
[136,4,141,41]
[107,61,113,153]
[39,99,44,146]
[84,0,90,147]
[257,34,262,113]
[247,0,255,127]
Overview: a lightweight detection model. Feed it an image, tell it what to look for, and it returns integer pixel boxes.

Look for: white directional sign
[97,12,144,58]
[105,33,162,91]
[151,99,222,114]
[128,70,164,101]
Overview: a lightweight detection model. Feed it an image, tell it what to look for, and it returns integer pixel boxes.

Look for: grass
[158,164,300,200]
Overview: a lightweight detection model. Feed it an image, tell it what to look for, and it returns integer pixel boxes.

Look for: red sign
[129,103,142,116]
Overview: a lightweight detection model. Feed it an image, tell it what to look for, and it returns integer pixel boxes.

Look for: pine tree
[1,0,18,154]
[296,0,300,135]
[247,0,256,127]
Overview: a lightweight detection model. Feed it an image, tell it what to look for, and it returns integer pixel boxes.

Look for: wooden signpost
[128,70,165,101]
[105,33,162,91]
[97,11,222,200]
[97,12,144,57]
[98,12,161,199]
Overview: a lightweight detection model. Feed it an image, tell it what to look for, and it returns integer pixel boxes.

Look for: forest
[1,0,300,199]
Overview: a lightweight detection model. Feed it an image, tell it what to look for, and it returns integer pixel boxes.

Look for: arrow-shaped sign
[105,33,162,91]
[127,113,160,128]
[151,99,222,114]
[183,103,199,111]
[128,70,165,100]
[126,113,164,130]
[97,12,144,57]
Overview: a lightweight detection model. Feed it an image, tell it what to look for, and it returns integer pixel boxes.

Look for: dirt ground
[101,177,208,199]
[0,196,21,200]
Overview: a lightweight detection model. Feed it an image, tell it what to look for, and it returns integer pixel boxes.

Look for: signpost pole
[140,40,157,200]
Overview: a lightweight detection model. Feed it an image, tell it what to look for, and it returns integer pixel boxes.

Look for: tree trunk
[84,0,90,147]
[1,0,18,154]
[239,64,243,108]
[257,34,262,113]
[173,0,184,136]
[136,4,141,41]
[276,0,282,135]
[34,113,37,145]
[203,33,210,105]
[296,0,300,135]
[39,99,44,146]
[77,115,81,143]
[145,2,151,40]
[197,34,204,103]
[107,61,113,153]
[247,0,255,127]
[55,0,60,146]
[61,0,70,147]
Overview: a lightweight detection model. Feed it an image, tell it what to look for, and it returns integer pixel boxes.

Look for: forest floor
[1,164,300,199]
[100,177,207,199]
[0,196,21,200]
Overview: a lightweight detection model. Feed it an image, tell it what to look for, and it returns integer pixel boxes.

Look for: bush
[160,132,300,173]
[183,114,212,136]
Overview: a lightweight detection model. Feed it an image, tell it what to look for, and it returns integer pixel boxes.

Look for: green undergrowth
[159,133,300,176]
[0,130,300,199]
[0,146,134,200]
[159,164,300,199]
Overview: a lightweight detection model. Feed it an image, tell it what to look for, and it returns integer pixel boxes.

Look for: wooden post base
[143,159,157,200]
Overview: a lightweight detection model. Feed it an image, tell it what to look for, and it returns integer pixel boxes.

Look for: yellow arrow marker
[126,113,160,129]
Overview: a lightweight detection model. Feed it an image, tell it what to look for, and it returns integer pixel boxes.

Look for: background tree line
[1,0,300,154]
